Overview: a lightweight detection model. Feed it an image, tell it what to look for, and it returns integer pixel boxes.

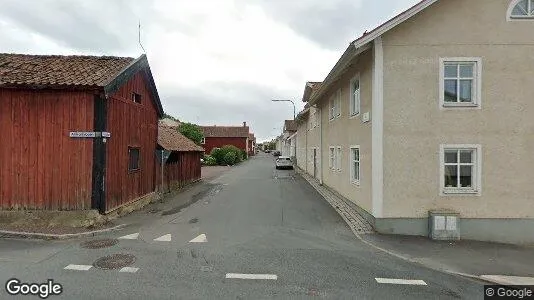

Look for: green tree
[178,122,204,145]
[163,113,180,122]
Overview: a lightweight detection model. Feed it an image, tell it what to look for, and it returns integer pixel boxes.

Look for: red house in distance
[200,122,250,155]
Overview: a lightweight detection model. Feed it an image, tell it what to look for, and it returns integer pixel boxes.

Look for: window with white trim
[440,58,481,108]
[329,147,335,170]
[336,147,342,172]
[329,98,335,120]
[440,145,481,195]
[349,77,360,116]
[329,90,341,120]
[335,89,341,118]
[350,146,360,183]
[200,137,206,144]
[510,0,534,19]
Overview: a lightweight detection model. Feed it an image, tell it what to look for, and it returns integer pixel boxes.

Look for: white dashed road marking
[119,267,139,273]
[225,273,278,280]
[153,234,172,242]
[64,264,92,271]
[118,233,139,240]
[375,278,427,285]
[189,234,207,243]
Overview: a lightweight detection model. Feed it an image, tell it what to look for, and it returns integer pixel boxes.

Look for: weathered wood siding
[156,151,202,192]
[0,89,94,210]
[105,72,158,212]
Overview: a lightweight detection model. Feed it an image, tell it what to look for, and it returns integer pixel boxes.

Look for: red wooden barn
[156,124,204,193]
[0,53,164,213]
[200,122,250,154]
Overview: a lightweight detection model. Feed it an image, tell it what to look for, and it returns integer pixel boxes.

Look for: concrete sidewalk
[361,234,534,285]
[297,168,534,286]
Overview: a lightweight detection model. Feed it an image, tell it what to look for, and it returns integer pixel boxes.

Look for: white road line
[119,267,139,273]
[64,264,92,271]
[375,278,427,285]
[189,234,207,243]
[225,273,277,280]
[118,233,139,240]
[153,234,172,242]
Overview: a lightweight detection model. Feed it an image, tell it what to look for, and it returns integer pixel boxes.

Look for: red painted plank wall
[203,137,247,155]
[105,72,158,212]
[156,152,202,192]
[0,89,94,210]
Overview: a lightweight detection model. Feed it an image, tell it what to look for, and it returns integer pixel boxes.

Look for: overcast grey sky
[0,0,419,142]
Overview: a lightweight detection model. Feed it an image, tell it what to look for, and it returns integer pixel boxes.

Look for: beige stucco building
[296,0,534,244]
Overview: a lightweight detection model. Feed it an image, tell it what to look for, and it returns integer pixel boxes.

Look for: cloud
[236,0,422,49]
[0,0,421,141]
[0,0,145,54]
[162,81,297,142]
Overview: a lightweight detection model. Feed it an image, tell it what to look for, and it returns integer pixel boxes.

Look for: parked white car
[275,156,293,170]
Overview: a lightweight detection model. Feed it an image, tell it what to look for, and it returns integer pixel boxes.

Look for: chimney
[243,122,247,127]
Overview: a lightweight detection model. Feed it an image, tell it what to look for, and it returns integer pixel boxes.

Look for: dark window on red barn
[132,92,142,104]
[128,147,140,172]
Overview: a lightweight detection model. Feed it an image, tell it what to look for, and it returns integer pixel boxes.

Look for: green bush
[202,155,217,166]
[240,149,247,161]
[223,152,237,165]
[210,148,223,164]
[210,145,244,165]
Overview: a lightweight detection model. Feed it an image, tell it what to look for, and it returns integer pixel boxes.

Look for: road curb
[0,223,127,240]
[296,169,496,285]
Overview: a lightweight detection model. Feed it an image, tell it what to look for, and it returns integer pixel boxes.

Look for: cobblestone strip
[298,170,374,235]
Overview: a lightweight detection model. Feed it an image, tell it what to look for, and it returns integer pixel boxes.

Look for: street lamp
[271,99,296,120]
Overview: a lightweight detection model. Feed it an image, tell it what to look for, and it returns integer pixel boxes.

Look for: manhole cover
[93,253,136,270]
[188,217,199,224]
[80,239,118,249]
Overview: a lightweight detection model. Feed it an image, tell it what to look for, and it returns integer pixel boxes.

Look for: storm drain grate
[80,239,118,249]
[93,253,136,270]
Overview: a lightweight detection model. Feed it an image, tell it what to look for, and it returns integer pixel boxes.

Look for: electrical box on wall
[361,112,370,123]
[428,210,460,240]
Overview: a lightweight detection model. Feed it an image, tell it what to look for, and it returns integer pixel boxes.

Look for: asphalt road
[0,153,484,299]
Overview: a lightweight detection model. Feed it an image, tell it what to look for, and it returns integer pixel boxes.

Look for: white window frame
[349,74,361,117]
[439,144,482,196]
[507,0,534,21]
[439,57,482,110]
[336,146,342,172]
[329,146,335,170]
[350,146,360,185]
[200,137,206,144]
[335,89,341,118]
[329,98,335,121]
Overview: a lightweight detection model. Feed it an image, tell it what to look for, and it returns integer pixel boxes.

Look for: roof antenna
[138,20,146,54]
